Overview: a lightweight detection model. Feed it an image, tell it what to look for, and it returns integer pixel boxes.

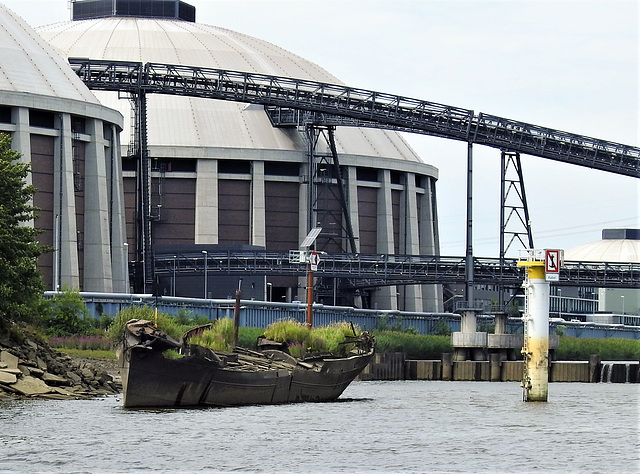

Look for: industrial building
[0,3,128,293]
[559,228,640,321]
[32,0,443,311]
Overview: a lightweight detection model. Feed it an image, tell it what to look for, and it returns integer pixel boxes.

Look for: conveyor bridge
[67,59,640,294]
[69,59,639,177]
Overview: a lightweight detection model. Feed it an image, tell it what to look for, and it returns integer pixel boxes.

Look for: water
[1,381,638,473]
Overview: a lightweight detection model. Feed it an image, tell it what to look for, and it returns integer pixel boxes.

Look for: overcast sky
[3,0,638,258]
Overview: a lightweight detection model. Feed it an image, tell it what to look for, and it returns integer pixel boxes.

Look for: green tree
[0,133,46,329]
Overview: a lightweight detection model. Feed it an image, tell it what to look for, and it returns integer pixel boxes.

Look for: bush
[431,319,452,336]
[41,287,93,336]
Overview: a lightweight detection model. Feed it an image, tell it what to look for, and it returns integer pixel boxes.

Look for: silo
[0,4,128,293]
[38,0,442,311]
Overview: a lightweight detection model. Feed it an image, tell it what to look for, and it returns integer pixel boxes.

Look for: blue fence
[43,292,640,339]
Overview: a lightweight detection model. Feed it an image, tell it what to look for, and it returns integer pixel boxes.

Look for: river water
[1,381,638,473]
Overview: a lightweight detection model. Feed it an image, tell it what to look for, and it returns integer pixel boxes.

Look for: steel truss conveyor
[154,251,640,290]
[69,59,639,178]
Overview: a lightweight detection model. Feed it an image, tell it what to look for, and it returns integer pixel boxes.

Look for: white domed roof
[36,18,422,162]
[565,230,640,263]
[0,5,98,104]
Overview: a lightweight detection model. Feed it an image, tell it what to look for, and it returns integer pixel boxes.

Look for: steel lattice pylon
[304,124,357,254]
[500,150,534,259]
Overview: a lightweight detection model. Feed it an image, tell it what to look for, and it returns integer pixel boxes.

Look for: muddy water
[1,381,638,473]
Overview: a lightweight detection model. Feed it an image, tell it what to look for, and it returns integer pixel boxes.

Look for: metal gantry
[67,58,640,294]
[152,251,640,289]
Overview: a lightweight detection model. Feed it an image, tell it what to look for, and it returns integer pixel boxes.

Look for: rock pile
[0,331,121,400]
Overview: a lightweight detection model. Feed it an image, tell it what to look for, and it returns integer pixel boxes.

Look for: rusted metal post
[233,279,242,347]
[306,264,314,328]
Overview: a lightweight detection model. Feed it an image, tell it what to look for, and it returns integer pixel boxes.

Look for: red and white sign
[309,252,320,271]
[545,249,560,281]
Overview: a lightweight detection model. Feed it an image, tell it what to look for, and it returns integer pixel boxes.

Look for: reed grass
[106,306,184,343]
[188,318,235,351]
[48,334,111,351]
[373,330,452,360]
[263,319,309,344]
[556,336,640,361]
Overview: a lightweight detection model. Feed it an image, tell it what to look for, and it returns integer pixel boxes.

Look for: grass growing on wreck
[263,319,362,356]
[106,306,186,343]
[188,318,235,351]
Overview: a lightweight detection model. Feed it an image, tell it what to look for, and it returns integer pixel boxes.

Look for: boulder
[0,351,19,369]
[42,372,69,386]
[0,371,17,384]
[11,376,55,396]
[27,366,44,378]
[65,372,82,385]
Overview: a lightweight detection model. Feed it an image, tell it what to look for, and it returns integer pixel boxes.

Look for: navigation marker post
[517,249,563,402]
[292,227,322,328]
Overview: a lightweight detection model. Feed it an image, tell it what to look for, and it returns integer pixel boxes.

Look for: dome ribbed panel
[565,239,640,263]
[37,18,423,162]
[0,5,98,103]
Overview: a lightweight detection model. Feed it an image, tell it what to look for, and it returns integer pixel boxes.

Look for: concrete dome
[37,17,423,163]
[565,229,640,263]
[0,4,127,293]
[0,4,98,104]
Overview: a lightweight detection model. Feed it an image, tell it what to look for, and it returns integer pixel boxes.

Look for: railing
[152,251,640,289]
[69,58,640,178]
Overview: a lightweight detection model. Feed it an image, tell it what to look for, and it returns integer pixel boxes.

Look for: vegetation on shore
[556,336,640,361]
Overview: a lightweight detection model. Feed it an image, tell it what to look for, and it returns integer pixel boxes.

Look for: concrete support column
[420,177,443,311]
[495,312,507,334]
[83,118,113,292]
[108,125,129,293]
[589,355,602,383]
[346,166,360,253]
[460,310,477,333]
[11,107,33,225]
[374,169,397,310]
[54,113,80,289]
[251,161,266,247]
[195,159,219,244]
[441,352,453,381]
[490,353,502,381]
[402,172,422,311]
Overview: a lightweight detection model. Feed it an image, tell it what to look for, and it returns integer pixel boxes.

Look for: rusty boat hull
[117,323,374,409]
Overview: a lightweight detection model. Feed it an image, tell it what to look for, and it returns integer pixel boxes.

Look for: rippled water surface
[1,381,638,473]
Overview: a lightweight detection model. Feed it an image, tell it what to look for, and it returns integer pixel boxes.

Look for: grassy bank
[56,348,116,360]
[48,326,640,362]
[556,336,640,361]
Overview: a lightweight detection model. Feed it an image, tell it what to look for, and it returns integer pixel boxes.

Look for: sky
[2,0,639,258]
